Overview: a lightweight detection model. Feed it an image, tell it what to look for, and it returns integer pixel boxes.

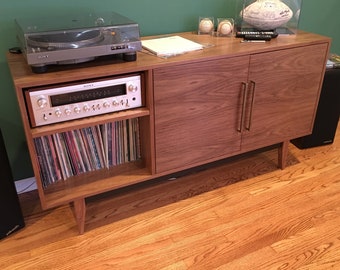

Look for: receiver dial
[128,84,138,92]
[37,96,48,108]
[83,104,90,112]
[103,100,110,108]
[74,106,81,113]
[55,109,62,117]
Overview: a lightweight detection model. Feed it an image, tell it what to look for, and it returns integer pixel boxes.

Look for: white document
[142,35,203,57]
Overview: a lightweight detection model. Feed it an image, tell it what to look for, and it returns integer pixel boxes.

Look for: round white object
[242,0,293,30]
[199,18,214,33]
[217,20,233,35]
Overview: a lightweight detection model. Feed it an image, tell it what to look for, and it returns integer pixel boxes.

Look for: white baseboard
[15,177,37,194]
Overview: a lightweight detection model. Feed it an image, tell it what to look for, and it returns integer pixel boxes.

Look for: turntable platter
[27,29,104,50]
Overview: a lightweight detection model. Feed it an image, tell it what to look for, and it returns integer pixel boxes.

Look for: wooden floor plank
[1,123,339,269]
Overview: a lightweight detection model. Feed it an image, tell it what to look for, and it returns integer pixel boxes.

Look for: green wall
[0,0,339,181]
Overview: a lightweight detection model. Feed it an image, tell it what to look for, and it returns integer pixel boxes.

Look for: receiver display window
[50,84,127,106]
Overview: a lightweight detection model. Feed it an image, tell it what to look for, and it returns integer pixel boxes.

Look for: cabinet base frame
[68,141,289,235]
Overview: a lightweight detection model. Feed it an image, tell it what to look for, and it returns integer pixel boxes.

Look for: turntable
[15,12,142,73]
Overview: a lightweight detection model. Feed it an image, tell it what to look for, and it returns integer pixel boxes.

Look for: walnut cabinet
[154,43,328,174]
[7,31,330,233]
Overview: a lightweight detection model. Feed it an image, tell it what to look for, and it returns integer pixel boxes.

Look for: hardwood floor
[1,124,340,269]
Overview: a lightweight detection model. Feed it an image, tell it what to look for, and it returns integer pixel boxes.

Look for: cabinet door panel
[241,44,328,151]
[154,56,249,173]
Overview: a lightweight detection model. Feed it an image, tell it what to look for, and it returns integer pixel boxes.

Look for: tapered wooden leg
[73,198,86,234]
[278,140,289,169]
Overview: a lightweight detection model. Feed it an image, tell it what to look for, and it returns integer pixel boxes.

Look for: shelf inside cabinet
[30,107,150,138]
[42,160,152,209]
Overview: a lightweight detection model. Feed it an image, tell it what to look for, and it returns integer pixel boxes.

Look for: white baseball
[199,18,214,33]
[218,20,233,35]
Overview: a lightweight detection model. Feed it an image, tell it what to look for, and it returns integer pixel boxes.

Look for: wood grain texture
[6,31,330,232]
[241,43,328,152]
[153,56,249,173]
[1,122,339,269]
[6,31,330,89]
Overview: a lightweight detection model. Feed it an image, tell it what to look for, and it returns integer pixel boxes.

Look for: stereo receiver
[25,74,142,127]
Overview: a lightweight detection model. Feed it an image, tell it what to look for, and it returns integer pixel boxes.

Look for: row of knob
[37,84,138,109]
[42,99,130,120]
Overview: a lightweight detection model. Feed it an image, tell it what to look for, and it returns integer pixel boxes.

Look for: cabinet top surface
[7,30,330,88]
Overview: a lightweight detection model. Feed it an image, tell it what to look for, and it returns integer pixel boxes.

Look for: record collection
[34,118,141,188]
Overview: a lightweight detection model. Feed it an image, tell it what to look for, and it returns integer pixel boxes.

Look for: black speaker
[292,68,340,149]
[0,129,25,240]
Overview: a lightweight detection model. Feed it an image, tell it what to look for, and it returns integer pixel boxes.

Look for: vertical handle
[246,80,256,131]
[238,82,248,132]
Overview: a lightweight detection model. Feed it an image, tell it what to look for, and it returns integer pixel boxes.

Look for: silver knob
[65,108,71,115]
[83,104,90,112]
[103,100,110,108]
[74,107,81,113]
[55,109,62,117]
[37,97,47,108]
[128,84,137,92]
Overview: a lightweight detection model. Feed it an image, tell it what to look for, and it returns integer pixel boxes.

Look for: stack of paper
[141,35,203,57]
